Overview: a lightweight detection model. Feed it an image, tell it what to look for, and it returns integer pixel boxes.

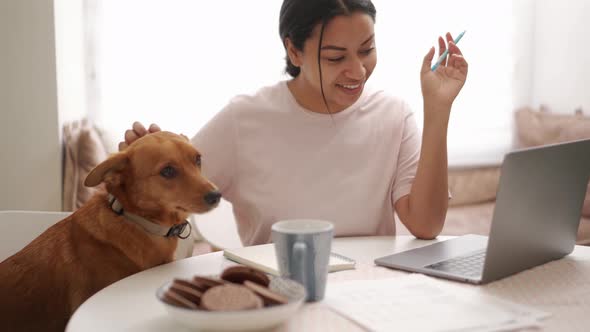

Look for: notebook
[223,243,356,276]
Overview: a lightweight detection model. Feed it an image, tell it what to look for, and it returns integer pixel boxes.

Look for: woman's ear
[84,152,128,187]
[285,38,302,67]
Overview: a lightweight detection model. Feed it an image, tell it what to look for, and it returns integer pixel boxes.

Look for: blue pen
[431,30,466,71]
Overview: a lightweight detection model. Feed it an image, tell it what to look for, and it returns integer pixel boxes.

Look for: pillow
[515,105,590,147]
[515,106,590,217]
[448,167,501,207]
[584,185,590,217]
[62,119,109,212]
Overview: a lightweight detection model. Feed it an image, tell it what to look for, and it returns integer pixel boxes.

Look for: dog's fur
[0,131,219,332]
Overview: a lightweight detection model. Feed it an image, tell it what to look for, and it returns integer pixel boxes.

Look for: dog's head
[85,131,220,221]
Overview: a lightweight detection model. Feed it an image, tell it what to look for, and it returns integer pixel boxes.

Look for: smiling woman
[284,11,377,114]
[111,0,473,245]
[86,0,516,166]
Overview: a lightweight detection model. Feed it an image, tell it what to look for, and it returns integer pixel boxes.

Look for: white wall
[0,0,62,211]
[532,0,590,113]
[54,0,87,125]
[512,0,535,110]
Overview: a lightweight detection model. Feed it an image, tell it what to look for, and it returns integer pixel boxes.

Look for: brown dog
[0,131,220,332]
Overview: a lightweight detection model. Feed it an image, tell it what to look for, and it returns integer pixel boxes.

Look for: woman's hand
[420,32,468,113]
[118,122,161,151]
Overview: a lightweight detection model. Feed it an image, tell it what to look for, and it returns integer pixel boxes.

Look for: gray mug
[271,219,334,302]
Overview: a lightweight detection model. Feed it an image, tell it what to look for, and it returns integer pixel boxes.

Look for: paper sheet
[324,274,549,332]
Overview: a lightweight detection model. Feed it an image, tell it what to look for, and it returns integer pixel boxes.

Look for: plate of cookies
[156,265,306,331]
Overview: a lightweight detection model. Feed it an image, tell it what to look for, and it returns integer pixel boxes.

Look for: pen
[431,30,466,71]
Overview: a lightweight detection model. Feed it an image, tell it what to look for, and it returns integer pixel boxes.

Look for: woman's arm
[395,33,468,239]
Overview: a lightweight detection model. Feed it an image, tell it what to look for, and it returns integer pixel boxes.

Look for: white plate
[156,276,306,331]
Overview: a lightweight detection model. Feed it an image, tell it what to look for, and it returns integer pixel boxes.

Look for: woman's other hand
[118,122,161,151]
[420,32,468,114]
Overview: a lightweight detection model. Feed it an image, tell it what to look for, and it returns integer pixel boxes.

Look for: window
[88,0,516,166]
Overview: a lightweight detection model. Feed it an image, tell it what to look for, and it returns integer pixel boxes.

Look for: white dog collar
[107,194,191,239]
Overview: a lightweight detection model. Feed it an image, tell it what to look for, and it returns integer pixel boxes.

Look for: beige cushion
[515,106,590,147]
[395,203,496,237]
[62,119,108,212]
[515,106,590,218]
[448,167,501,207]
[395,203,590,246]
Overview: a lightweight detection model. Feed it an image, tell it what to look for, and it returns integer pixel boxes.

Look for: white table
[67,236,590,331]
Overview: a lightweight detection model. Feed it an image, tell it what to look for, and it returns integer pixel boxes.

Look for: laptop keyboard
[424,249,486,278]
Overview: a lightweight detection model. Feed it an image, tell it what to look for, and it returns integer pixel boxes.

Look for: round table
[67,236,590,331]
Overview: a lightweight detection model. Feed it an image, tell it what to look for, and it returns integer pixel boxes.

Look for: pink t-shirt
[191,81,420,246]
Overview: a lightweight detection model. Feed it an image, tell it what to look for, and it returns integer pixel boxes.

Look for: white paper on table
[324,274,550,332]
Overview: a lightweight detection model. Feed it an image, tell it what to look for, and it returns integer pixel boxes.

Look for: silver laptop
[375,139,590,284]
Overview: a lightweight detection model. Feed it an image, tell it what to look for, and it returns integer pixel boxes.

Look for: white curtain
[89,0,516,166]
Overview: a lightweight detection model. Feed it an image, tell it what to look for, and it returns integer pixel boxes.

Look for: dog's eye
[195,155,202,168]
[160,166,177,179]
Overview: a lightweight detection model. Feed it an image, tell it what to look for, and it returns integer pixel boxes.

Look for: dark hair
[279,0,376,78]
[279,0,376,113]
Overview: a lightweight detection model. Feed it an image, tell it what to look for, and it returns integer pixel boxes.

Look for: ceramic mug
[271,219,334,302]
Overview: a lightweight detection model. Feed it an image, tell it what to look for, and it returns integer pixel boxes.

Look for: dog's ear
[84,152,128,187]
[180,134,189,141]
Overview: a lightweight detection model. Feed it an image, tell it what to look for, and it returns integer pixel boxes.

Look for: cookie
[161,288,199,310]
[201,284,263,311]
[170,278,203,304]
[243,280,289,306]
[220,266,270,287]
[173,278,200,290]
[192,276,225,292]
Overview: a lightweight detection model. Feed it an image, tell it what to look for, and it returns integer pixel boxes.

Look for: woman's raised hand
[420,32,468,112]
[118,122,161,151]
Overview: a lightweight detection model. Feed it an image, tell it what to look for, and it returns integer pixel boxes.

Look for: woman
[120,0,468,246]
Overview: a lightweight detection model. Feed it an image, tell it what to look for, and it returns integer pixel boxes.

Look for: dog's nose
[204,191,221,205]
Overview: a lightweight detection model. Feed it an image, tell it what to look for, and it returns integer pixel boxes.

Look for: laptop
[375,138,590,284]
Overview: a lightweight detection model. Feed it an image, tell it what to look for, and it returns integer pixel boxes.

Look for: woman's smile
[336,81,364,96]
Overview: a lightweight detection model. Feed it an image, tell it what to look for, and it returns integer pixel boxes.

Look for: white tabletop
[67,236,590,331]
